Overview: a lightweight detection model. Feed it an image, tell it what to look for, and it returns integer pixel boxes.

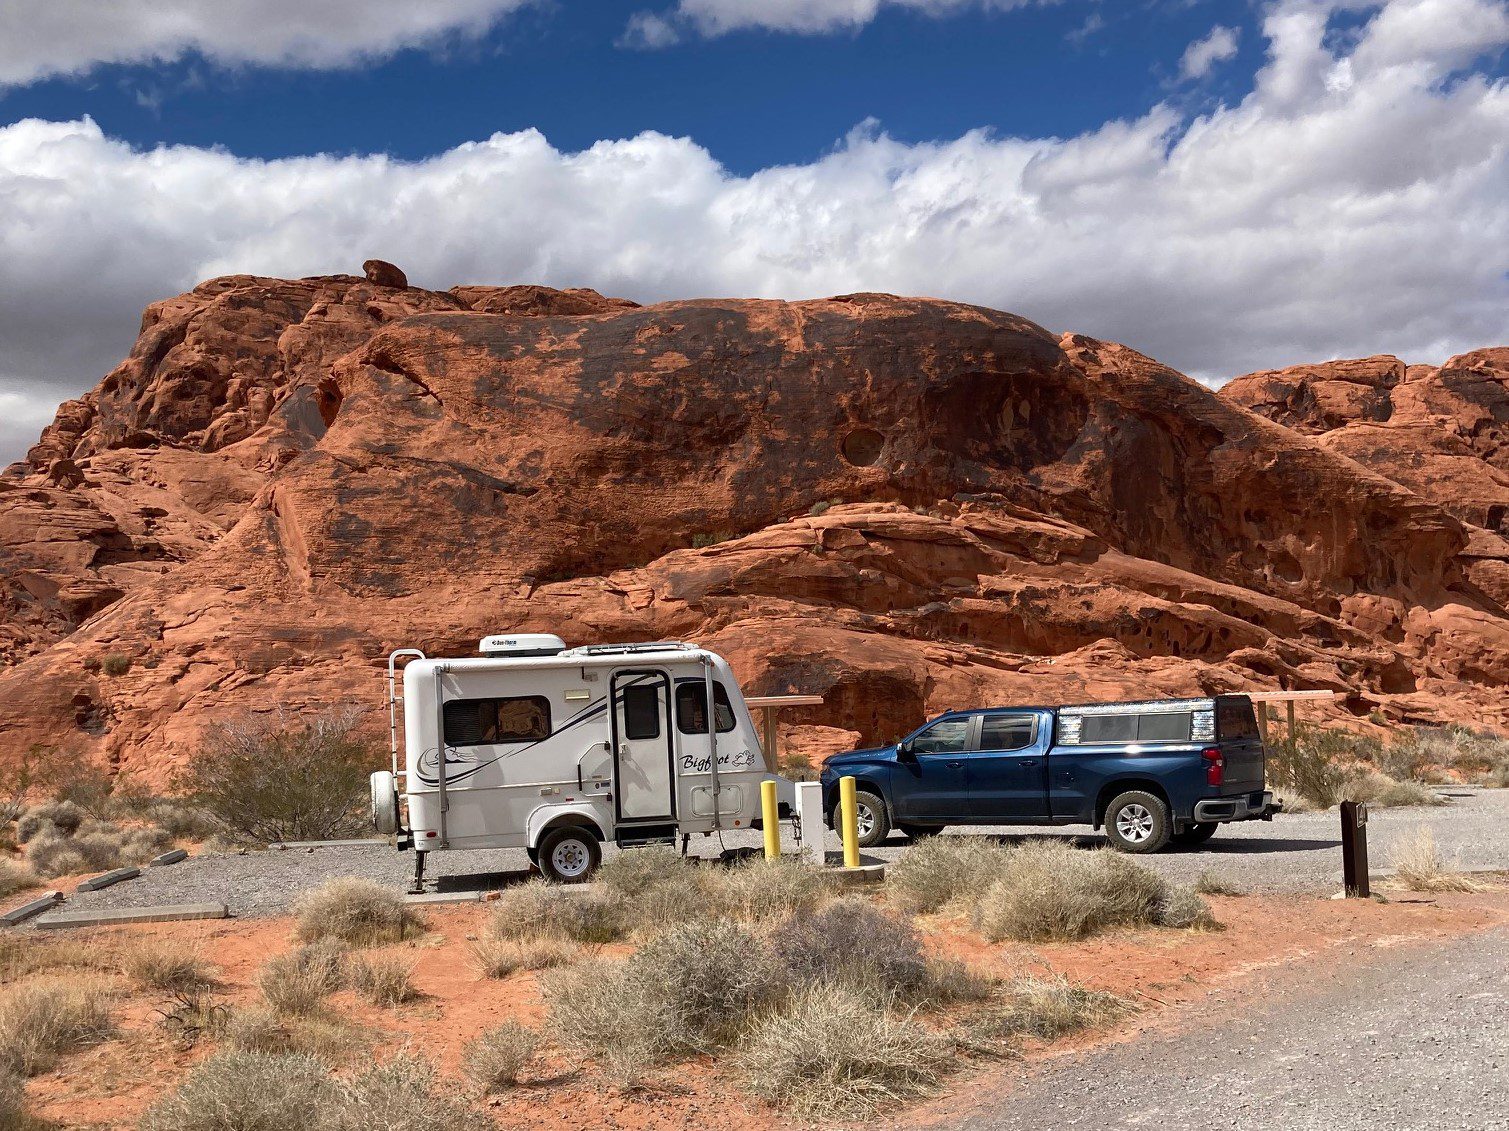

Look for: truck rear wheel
[1172,822,1219,847]
[537,826,600,883]
[1104,791,1171,854]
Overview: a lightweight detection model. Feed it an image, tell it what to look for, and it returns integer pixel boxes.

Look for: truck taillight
[1202,747,1224,787]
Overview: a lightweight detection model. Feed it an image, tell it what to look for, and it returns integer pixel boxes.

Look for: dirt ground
[15,881,1509,1130]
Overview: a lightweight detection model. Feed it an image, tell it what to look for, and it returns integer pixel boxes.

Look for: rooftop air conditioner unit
[478,633,568,658]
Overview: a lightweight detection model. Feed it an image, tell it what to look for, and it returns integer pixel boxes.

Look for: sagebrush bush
[772,898,934,1003]
[1155,884,1218,930]
[118,939,216,993]
[0,860,37,901]
[1267,726,1370,809]
[175,711,381,844]
[486,879,624,944]
[0,1068,25,1131]
[294,878,422,948]
[22,816,171,879]
[1383,724,1509,783]
[703,856,831,923]
[1390,828,1484,893]
[737,983,955,1120]
[0,977,115,1076]
[472,935,578,979]
[138,1050,337,1131]
[885,835,1011,913]
[462,1021,540,1092]
[347,954,417,1007]
[971,842,1171,942]
[257,942,347,1017]
[966,975,1132,1047]
[1343,771,1444,809]
[597,848,703,926]
[334,1052,481,1130]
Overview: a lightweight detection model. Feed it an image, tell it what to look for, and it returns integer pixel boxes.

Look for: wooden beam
[745,695,826,709]
[1245,690,1336,702]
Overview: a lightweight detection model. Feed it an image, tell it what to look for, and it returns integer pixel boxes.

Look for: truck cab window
[443,695,551,746]
[675,682,736,733]
[910,717,971,754]
[979,715,1035,751]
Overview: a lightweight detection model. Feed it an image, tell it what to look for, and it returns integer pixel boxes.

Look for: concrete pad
[76,867,141,892]
[269,839,388,850]
[36,903,229,930]
[403,891,484,905]
[149,849,189,867]
[2,891,63,926]
[824,863,887,886]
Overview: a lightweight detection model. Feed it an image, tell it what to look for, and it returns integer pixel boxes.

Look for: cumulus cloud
[0,0,534,87]
[2,0,1508,464]
[1179,24,1240,80]
[624,0,1052,41]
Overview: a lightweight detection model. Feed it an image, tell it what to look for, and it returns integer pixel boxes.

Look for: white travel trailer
[372,635,795,886]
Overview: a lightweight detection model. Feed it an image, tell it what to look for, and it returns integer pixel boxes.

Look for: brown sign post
[1340,800,1370,897]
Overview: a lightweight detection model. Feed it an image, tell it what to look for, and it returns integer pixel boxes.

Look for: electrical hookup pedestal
[1341,800,1370,897]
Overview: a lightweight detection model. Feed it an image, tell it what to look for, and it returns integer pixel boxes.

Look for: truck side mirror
[897,740,916,761]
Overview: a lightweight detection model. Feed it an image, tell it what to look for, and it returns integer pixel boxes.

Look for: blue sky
[1,0,1507,465]
[0,3,1267,174]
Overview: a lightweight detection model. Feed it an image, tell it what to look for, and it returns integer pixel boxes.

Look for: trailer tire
[538,826,600,884]
[1103,790,1171,854]
[370,771,398,836]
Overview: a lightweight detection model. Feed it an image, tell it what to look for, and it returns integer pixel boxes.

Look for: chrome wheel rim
[856,804,877,839]
[1116,804,1154,843]
[551,839,591,878]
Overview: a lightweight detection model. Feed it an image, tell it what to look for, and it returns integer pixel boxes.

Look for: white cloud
[0,0,534,87]
[625,0,1052,41]
[1179,24,1241,81]
[2,0,1508,465]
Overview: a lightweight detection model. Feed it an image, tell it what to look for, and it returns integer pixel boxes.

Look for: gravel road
[23,787,1509,922]
[922,925,1509,1131]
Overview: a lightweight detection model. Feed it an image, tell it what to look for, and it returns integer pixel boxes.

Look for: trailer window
[675,682,736,734]
[443,695,551,746]
[621,684,662,741]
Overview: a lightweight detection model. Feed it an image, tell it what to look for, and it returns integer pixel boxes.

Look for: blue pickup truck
[820,695,1279,853]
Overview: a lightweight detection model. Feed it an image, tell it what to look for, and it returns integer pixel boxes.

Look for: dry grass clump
[703,856,832,923]
[486,879,624,944]
[0,935,105,983]
[472,935,578,980]
[257,942,347,1017]
[155,989,231,1048]
[0,977,115,1076]
[0,1069,27,1131]
[597,847,701,925]
[966,974,1133,1047]
[293,878,422,948]
[0,860,38,902]
[1390,828,1486,893]
[118,939,216,993]
[461,1021,540,1093]
[137,1050,338,1131]
[738,983,955,1120]
[1382,724,1509,784]
[971,842,1175,942]
[1149,884,1217,930]
[347,953,418,1007]
[1193,870,1246,897]
[885,835,1011,913]
[1343,771,1444,809]
[220,1007,365,1064]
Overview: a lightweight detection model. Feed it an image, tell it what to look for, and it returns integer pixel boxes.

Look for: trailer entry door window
[621,684,662,741]
[675,682,736,734]
[443,695,552,746]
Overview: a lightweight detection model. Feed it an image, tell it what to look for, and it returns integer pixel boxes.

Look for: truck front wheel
[1104,791,1171,854]
[833,790,890,849]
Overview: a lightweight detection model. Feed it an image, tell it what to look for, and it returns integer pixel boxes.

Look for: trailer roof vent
[479,633,568,658]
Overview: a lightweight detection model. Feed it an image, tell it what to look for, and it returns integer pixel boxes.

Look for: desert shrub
[220,1007,364,1065]
[462,1021,540,1092]
[126,798,224,841]
[1390,828,1484,893]
[0,861,38,901]
[597,848,703,926]
[472,935,578,979]
[294,878,421,948]
[971,842,1172,942]
[885,835,1011,913]
[0,1069,25,1131]
[704,856,831,923]
[22,816,171,879]
[1267,726,1372,808]
[738,983,955,1120]
[155,989,231,1047]
[18,800,84,838]
[771,898,953,1004]
[119,939,216,993]
[0,936,106,983]
[1383,724,1509,782]
[137,1050,337,1131]
[1343,770,1444,809]
[966,974,1132,1047]
[0,977,115,1076]
[175,711,381,844]
[1488,760,1509,789]
[101,653,132,677]
[546,920,778,1077]
[347,954,417,1007]
[1155,884,1218,930]
[1193,870,1246,897]
[691,531,734,549]
[485,879,624,944]
[334,1052,480,1131]
[257,942,347,1017]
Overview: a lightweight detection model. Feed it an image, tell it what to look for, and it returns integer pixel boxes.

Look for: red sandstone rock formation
[1,274,1505,781]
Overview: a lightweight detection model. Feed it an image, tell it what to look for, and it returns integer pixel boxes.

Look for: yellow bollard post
[761,779,780,860]
[839,775,860,869]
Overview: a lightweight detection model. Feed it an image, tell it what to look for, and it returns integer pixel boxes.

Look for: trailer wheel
[1172,822,1219,847]
[1103,790,1171,854]
[538,826,600,883]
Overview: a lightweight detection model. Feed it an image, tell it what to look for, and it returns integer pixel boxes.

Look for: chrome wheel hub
[1116,804,1154,843]
[856,804,877,839]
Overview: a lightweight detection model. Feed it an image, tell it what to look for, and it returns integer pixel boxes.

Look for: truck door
[965,711,1050,819]
[893,715,974,821]
[610,670,676,823]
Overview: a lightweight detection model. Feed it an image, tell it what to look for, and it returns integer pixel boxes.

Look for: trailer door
[610,669,676,823]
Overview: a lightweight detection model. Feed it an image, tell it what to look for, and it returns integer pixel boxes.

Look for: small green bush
[691,531,735,549]
[101,654,132,677]
[1267,725,1371,809]
[294,879,422,948]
